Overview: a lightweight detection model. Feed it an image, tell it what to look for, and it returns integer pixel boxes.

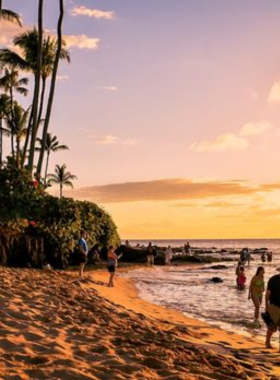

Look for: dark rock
[210,277,223,283]
[203,265,228,270]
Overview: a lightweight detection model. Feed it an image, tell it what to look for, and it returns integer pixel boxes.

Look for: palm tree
[0,0,22,26]
[0,29,70,167]
[36,0,65,177]
[28,0,43,172]
[36,133,68,183]
[0,69,28,159]
[4,102,29,167]
[48,164,77,198]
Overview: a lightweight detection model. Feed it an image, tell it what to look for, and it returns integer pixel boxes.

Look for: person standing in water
[237,266,246,290]
[235,261,242,286]
[165,246,173,265]
[248,266,265,324]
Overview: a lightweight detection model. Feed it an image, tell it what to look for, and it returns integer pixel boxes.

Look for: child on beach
[248,266,265,323]
[237,266,246,290]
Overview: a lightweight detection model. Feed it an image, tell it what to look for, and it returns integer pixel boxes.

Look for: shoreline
[89,267,266,350]
[0,265,280,379]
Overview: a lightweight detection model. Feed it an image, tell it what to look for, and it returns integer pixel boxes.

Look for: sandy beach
[0,266,280,380]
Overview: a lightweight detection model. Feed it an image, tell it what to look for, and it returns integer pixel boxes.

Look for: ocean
[122,239,280,345]
[124,238,280,250]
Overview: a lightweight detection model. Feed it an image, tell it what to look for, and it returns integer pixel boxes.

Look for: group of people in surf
[235,249,280,349]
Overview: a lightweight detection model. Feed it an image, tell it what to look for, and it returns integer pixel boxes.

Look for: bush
[0,168,120,268]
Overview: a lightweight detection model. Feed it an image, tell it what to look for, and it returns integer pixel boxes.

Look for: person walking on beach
[248,266,265,324]
[240,249,247,265]
[237,266,246,290]
[146,242,154,265]
[107,246,122,287]
[265,268,280,349]
[165,246,173,265]
[78,230,88,278]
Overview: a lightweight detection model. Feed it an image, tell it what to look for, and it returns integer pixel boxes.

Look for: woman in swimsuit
[237,266,246,290]
[107,246,122,287]
[248,266,265,323]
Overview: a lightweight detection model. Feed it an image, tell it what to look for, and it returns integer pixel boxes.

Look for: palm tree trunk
[36,0,64,176]
[10,131,14,158]
[9,87,15,160]
[36,76,46,134]
[27,0,43,172]
[16,134,20,168]
[44,150,50,184]
[60,183,62,199]
[21,80,35,166]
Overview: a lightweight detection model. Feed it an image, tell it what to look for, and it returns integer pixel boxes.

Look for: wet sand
[0,266,280,379]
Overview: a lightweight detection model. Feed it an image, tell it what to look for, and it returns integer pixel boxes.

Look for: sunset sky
[2,0,280,238]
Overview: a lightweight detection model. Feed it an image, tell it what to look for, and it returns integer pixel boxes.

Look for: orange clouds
[62,178,280,238]
[66,178,261,203]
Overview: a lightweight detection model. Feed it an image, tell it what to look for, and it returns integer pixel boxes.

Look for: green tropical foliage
[0,168,120,268]
[0,1,121,269]
[0,27,70,171]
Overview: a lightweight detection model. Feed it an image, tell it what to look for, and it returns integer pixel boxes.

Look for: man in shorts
[265,267,280,349]
[78,230,88,278]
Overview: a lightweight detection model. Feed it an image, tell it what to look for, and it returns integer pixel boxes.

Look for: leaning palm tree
[0,0,22,26]
[47,164,76,198]
[28,0,43,172]
[36,133,68,183]
[36,0,66,177]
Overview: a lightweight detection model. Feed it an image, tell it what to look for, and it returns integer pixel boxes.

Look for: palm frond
[0,9,22,26]
[0,49,29,71]
[16,87,28,96]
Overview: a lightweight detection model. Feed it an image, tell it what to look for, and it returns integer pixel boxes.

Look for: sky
[2,0,280,239]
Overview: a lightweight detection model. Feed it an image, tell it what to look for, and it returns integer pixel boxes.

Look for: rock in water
[210,277,223,283]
